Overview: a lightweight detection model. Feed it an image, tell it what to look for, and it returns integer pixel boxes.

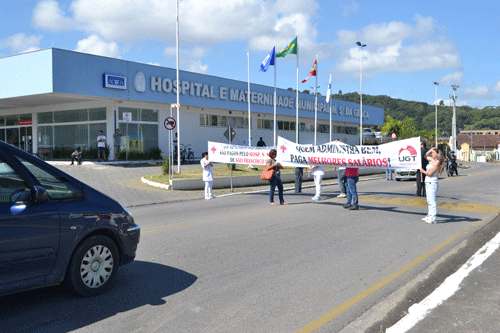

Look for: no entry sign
[164,117,176,130]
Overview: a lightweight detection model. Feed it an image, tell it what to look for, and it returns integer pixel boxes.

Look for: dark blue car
[0,141,140,297]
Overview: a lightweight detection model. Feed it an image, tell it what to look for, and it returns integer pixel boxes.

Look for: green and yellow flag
[276,37,297,58]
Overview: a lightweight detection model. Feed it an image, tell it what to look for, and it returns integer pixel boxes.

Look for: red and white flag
[301,59,317,83]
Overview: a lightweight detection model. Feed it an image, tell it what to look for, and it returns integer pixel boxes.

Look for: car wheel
[66,235,119,296]
[395,178,401,181]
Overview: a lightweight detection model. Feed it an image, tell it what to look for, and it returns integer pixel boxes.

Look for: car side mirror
[33,185,49,203]
[10,189,32,203]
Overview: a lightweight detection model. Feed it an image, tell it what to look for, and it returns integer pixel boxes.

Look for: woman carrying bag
[265,149,287,206]
[420,147,445,224]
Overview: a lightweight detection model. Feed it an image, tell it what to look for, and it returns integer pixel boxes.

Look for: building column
[106,105,116,160]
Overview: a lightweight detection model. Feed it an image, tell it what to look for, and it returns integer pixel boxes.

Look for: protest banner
[208,141,276,165]
[276,136,422,170]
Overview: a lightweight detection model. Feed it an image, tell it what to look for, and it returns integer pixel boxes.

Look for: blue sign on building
[103,73,127,90]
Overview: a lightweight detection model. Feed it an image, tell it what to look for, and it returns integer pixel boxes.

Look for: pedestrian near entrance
[343,167,359,210]
[416,140,428,196]
[294,167,303,193]
[266,149,286,206]
[201,152,214,200]
[113,129,123,161]
[257,137,266,147]
[420,147,445,224]
[97,130,106,162]
[309,165,325,201]
[70,147,83,165]
[337,166,347,197]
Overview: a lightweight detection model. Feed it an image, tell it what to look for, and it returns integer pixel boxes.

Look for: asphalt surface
[49,160,500,332]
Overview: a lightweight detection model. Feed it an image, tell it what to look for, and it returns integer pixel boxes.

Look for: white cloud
[32,0,75,31]
[332,14,461,79]
[439,71,464,85]
[164,46,209,74]
[462,85,493,99]
[0,33,43,53]
[147,62,162,66]
[74,34,120,58]
[493,81,500,93]
[337,0,359,17]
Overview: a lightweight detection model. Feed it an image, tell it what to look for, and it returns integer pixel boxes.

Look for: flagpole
[274,42,277,146]
[176,0,181,174]
[296,32,299,144]
[247,52,251,147]
[328,74,332,142]
[314,54,318,146]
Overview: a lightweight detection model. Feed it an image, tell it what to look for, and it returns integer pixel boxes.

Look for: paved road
[1,161,499,332]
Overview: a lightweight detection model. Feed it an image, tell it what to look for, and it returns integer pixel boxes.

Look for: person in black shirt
[256,137,266,147]
[416,140,429,196]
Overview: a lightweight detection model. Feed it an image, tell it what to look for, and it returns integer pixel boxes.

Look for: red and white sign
[164,117,176,130]
[18,120,32,126]
[276,136,422,170]
[391,133,396,139]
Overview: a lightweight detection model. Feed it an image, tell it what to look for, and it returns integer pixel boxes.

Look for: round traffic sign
[391,133,396,139]
[164,117,176,130]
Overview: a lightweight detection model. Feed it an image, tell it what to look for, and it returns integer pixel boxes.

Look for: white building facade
[0,48,384,159]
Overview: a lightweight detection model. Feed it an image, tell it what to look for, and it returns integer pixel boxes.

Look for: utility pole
[451,85,459,152]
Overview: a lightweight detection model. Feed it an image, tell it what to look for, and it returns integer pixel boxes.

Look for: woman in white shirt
[309,165,325,201]
[419,147,445,223]
[200,152,214,200]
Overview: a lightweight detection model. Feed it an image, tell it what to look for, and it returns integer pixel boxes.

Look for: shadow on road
[0,261,197,332]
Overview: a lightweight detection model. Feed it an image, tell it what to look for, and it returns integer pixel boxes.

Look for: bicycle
[173,144,195,164]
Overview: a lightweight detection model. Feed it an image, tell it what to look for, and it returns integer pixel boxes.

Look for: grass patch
[144,165,338,184]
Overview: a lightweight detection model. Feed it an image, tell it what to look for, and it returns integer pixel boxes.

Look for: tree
[439,100,444,106]
[338,90,342,95]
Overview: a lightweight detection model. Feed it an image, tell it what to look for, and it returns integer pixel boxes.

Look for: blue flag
[259,47,275,72]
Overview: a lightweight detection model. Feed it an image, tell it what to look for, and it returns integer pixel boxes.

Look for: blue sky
[1,0,499,109]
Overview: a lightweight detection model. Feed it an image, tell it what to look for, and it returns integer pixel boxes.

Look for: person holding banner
[309,165,324,201]
[201,152,214,200]
[420,147,445,223]
[266,149,287,206]
[343,167,359,210]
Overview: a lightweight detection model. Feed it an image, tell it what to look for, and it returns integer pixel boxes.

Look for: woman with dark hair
[420,147,445,223]
[265,149,287,206]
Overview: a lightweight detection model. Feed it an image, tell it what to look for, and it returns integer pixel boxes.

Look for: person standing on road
[416,140,428,196]
[266,149,286,206]
[343,167,359,210]
[97,130,106,162]
[309,165,325,201]
[385,167,393,180]
[294,167,303,193]
[201,152,214,200]
[420,147,445,224]
[337,166,347,198]
[113,129,123,161]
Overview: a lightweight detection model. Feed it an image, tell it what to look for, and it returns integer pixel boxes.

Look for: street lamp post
[451,84,459,152]
[434,82,439,148]
[356,41,366,146]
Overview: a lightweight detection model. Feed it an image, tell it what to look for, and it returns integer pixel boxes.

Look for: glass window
[19,114,32,121]
[210,115,218,127]
[0,116,4,126]
[0,158,28,203]
[278,121,284,130]
[15,155,83,201]
[89,107,106,121]
[38,112,53,124]
[284,122,290,131]
[220,116,227,127]
[264,120,272,130]
[54,109,88,123]
[139,124,159,152]
[54,124,89,149]
[0,129,4,142]
[200,115,206,126]
[140,109,158,122]
[5,115,18,126]
[119,107,139,121]
[38,126,53,148]
[290,122,296,131]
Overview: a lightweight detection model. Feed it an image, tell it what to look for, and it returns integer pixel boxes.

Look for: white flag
[326,74,332,103]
